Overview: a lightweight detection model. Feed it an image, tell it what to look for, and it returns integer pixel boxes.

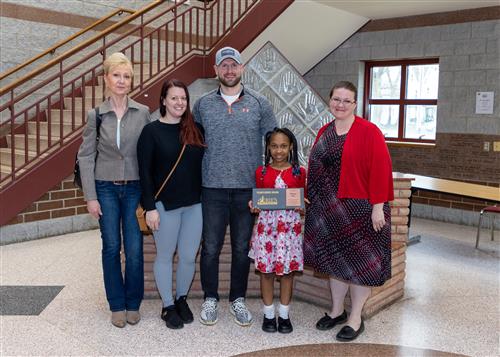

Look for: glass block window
[243,42,333,166]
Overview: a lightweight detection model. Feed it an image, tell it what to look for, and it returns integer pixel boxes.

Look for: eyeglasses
[330,97,356,106]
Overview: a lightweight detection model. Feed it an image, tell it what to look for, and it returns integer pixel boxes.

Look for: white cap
[215,47,242,65]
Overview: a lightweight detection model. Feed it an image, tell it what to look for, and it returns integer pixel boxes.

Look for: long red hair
[159,79,204,147]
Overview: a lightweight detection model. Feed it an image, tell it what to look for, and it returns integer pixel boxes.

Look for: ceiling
[313,0,500,20]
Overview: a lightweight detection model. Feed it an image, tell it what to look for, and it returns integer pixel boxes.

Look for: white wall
[241,0,368,75]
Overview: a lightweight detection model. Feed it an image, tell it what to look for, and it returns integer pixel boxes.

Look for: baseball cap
[215,47,242,66]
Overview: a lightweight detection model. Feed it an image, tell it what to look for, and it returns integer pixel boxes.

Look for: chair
[475,205,500,248]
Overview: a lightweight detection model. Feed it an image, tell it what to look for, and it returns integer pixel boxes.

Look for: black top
[137,120,204,211]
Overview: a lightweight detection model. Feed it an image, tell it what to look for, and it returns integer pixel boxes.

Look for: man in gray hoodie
[193,47,277,327]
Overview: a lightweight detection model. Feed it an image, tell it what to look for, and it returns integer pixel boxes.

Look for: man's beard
[218,74,241,88]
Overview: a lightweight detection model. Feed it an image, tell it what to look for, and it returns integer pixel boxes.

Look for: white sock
[279,303,289,319]
[263,304,275,319]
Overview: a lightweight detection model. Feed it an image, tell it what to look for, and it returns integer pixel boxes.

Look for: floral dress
[249,166,306,276]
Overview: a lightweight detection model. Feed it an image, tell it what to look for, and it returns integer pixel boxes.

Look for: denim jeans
[200,187,255,301]
[96,180,144,311]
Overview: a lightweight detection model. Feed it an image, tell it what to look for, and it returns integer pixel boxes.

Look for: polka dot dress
[304,122,391,287]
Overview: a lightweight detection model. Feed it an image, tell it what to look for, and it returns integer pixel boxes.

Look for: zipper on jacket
[225,97,242,115]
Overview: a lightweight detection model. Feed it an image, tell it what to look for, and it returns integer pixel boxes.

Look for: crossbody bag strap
[95,107,103,140]
[154,144,187,200]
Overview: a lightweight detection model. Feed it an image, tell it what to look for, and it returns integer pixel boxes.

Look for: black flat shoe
[175,296,194,323]
[316,310,348,330]
[262,316,277,333]
[336,320,365,342]
[161,306,184,329]
[278,316,293,334]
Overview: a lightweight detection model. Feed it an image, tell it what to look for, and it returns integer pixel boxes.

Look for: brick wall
[389,133,500,185]
[144,177,412,318]
[293,178,411,317]
[0,174,96,244]
[412,190,497,213]
[5,175,86,226]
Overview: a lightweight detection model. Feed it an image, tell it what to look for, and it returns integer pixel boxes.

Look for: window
[364,59,439,143]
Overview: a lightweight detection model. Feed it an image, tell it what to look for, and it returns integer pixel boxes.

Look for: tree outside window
[364,59,439,143]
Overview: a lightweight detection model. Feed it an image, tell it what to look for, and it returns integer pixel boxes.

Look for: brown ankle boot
[126,310,141,325]
[111,311,126,328]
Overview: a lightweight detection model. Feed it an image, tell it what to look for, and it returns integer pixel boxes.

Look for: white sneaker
[200,297,218,325]
[230,297,253,326]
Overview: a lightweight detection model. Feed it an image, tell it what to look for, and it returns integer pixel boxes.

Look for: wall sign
[475,91,494,114]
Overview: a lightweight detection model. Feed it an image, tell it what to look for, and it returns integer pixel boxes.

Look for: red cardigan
[312,116,394,204]
[255,166,307,196]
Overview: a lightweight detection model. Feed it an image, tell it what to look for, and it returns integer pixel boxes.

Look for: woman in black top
[137,79,204,329]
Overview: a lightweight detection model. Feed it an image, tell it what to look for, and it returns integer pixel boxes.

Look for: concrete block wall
[1,0,230,76]
[1,0,216,125]
[0,0,148,74]
[304,14,500,226]
[305,19,500,138]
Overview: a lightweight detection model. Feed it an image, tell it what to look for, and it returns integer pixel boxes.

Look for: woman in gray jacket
[77,52,150,328]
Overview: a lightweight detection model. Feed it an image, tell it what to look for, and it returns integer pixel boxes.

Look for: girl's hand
[304,198,311,205]
[86,200,102,219]
[371,203,386,232]
[248,200,261,214]
[146,209,160,231]
[294,207,305,215]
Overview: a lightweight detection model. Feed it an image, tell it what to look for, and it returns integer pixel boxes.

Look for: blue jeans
[200,188,255,301]
[96,180,144,312]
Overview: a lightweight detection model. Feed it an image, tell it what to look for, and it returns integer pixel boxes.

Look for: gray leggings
[153,202,202,307]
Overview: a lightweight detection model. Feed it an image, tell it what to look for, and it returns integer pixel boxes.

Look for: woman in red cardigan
[304,81,393,341]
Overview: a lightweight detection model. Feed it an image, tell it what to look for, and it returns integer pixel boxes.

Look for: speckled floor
[1,218,498,357]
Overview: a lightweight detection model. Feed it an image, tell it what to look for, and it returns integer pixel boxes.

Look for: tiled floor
[1,218,498,357]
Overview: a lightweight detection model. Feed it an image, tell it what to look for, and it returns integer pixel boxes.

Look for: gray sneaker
[200,297,218,325]
[230,297,253,326]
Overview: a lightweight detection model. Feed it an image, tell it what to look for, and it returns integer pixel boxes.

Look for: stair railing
[0,7,135,84]
[0,0,260,188]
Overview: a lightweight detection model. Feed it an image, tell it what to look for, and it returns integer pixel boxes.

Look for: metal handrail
[0,8,135,83]
[0,0,261,188]
[0,0,164,95]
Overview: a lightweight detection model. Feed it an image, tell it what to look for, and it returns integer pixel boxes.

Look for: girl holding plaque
[248,127,306,334]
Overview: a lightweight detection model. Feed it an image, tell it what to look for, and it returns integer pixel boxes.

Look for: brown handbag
[136,144,186,235]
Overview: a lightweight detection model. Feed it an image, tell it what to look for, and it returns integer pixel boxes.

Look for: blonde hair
[103,52,133,77]
[103,52,133,97]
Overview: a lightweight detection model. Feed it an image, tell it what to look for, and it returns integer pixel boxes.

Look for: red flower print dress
[249,166,306,275]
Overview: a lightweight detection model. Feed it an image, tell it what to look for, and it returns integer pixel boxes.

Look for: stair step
[7,134,49,151]
[0,148,37,168]
[28,121,74,137]
[0,163,28,184]
[64,97,96,111]
[84,86,104,100]
[0,164,14,178]
[133,62,168,77]
[47,109,85,124]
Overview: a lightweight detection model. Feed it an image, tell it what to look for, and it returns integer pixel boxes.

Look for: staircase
[0,0,294,227]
